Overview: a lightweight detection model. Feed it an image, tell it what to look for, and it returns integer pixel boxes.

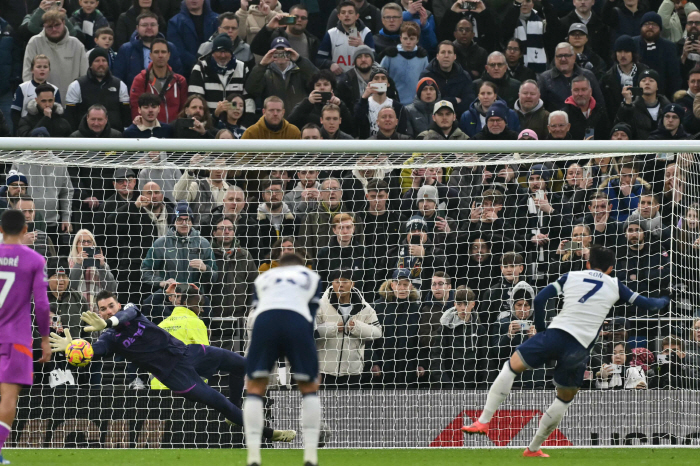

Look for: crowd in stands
[0,0,699,391]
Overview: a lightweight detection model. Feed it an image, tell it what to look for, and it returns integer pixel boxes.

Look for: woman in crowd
[68,229,118,312]
[549,224,592,277]
[459,82,519,138]
[596,341,647,390]
[215,93,250,138]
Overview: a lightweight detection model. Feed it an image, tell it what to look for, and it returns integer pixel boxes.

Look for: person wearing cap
[355,67,408,139]
[249,5,319,64]
[540,0,610,63]
[199,12,255,66]
[16,82,73,137]
[102,168,138,225]
[69,104,123,138]
[472,51,522,109]
[417,99,469,140]
[600,34,650,121]
[566,23,606,81]
[0,170,29,212]
[374,3,403,59]
[379,22,429,105]
[166,0,218,75]
[648,103,690,139]
[453,19,488,80]
[514,79,550,139]
[316,1,376,75]
[634,11,682,98]
[371,267,421,387]
[563,75,611,140]
[419,41,475,116]
[245,36,318,114]
[336,45,383,112]
[616,67,672,140]
[405,77,441,137]
[130,38,188,124]
[460,81,520,138]
[235,0,283,46]
[189,33,253,116]
[472,101,519,140]
[316,268,381,389]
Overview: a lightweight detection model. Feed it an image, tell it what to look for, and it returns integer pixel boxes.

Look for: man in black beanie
[64,47,131,132]
[600,34,650,121]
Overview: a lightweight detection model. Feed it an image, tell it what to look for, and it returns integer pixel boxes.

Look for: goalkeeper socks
[478,361,517,424]
[229,373,245,408]
[528,396,571,452]
[301,393,321,465]
[0,421,9,452]
[243,394,264,465]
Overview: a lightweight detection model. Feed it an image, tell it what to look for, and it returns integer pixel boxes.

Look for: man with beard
[16,83,73,137]
[563,75,610,140]
[22,10,87,100]
[472,52,521,108]
[0,171,28,212]
[123,93,174,138]
[171,95,217,139]
[679,11,700,77]
[336,46,381,113]
[241,95,301,139]
[600,35,650,121]
[284,169,321,214]
[250,177,296,264]
[514,80,550,140]
[249,5,319,63]
[65,48,130,131]
[453,18,487,80]
[417,100,469,140]
[299,178,351,260]
[634,12,682,98]
[454,232,499,293]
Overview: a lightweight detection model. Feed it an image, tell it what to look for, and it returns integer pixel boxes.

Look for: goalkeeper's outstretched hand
[81,311,107,332]
[49,329,73,353]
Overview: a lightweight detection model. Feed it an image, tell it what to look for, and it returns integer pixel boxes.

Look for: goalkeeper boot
[0,454,10,464]
[271,429,296,442]
[461,420,489,435]
[523,448,550,458]
[304,462,318,466]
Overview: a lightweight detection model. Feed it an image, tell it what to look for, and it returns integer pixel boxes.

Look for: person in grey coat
[405,77,440,137]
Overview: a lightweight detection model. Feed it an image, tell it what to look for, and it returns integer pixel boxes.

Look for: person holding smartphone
[68,229,117,313]
[616,68,671,140]
[600,35,650,121]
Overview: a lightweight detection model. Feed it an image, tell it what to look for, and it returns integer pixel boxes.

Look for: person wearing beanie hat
[648,103,690,139]
[600,34,650,121]
[0,171,29,212]
[65,46,131,131]
[472,101,518,140]
[352,45,375,65]
[634,11,682,98]
[610,122,633,139]
[518,129,538,140]
[16,83,73,138]
[334,44,377,111]
[356,68,409,139]
[616,63,672,140]
[405,77,441,136]
[212,34,234,54]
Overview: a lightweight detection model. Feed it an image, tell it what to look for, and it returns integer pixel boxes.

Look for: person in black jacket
[287,70,354,136]
[471,103,519,140]
[573,191,624,254]
[16,84,73,137]
[453,18,488,80]
[249,5,320,64]
[563,74,610,140]
[615,67,671,139]
[355,68,409,138]
[648,103,691,140]
[69,104,123,138]
[476,251,527,334]
[600,35,650,122]
[316,213,372,292]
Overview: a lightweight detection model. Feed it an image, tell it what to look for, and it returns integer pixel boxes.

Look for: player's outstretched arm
[533,284,559,332]
[618,282,671,312]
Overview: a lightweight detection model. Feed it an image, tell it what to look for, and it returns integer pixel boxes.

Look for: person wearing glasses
[374,2,404,60]
[250,5,319,63]
[250,177,297,265]
[678,10,700,77]
[198,12,254,66]
[472,51,521,108]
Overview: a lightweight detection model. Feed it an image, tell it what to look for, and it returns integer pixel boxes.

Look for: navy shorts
[161,344,245,393]
[246,309,318,382]
[516,328,590,389]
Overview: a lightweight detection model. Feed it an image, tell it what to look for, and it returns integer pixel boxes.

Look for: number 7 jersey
[251,265,323,323]
[547,270,636,348]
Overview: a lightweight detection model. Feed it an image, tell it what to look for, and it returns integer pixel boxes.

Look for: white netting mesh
[0,142,698,448]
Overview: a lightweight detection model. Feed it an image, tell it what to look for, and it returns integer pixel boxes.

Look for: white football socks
[528,397,571,452]
[243,395,264,465]
[301,393,321,465]
[478,361,517,424]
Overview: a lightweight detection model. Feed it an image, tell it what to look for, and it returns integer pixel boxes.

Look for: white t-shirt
[252,265,322,323]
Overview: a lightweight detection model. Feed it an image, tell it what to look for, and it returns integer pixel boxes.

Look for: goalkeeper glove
[49,329,73,353]
[81,311,107,332]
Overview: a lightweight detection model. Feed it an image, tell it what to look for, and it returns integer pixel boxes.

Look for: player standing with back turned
[462,246,671,457]
[244,253,324,466]
[0,210,51,465]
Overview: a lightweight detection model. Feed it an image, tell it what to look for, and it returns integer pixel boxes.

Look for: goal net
[0,139,698,449]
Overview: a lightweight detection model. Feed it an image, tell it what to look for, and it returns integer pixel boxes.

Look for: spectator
[22,10,88,100]
[679,10,700,77]
[627,192,672,249]
[463,188,514,239]
[0,14,17,133]
[416,271,455,385]
[453,18,487,80]
[600,35,650,122]
[283,168,320,214]
[419,41,474,116]
[336,46,383,113]
[16,83,73,137]
[546,110,573,140]
[171,95,218,139]
[68,228,117,312]
[438,287,487,388]
[102,168,138,222]
[318,103,354,140]
[454,232,500,294]
[635,12,683,99]
[0,171,28,213]
[249,6,318,65]
[537,42,604,112]
[595,341,648,389]
[209,216,257,319]
[245,37,318,113]
[65,47,130,131]
[199,12,254,67]
[16,195,57,259]
[679,66,700,123]
[257,236,311,273]
[251,177,297,263]
[514,79,550,140]
[136,149,183,204]
[241,95,301,139]
[367,106,410,140]
[128,40,186,124]
[615,68,671,139]
[316,268,381,389]
[173,154,230,226]
[473,51,521,108]
[298,177,352,259]
[326,0,382,35]
[603,157,646,222]
[405,77,440,137]
[380,22,429,105]
[374,2,403,59]
[601,0,648,43]
[651,335,690,389]
[287,70,354,136]
[561,162,592,219]
[438,2,499,52]
[563,75,611,139]
[543,0,610,64]
[502,0,546,73]
[504,38,536,83]
[115,0,168,50]
[68,0,110,50]
[47,258,88,336]
[549,224,593,277]
[370,268,421,388]
[114,12,183,88]
[417,99,469,140]
[576,192,624,253]
[123,93,174,138]
[205,186,255,245]
[471,102,519,140]
[459,81,519,138]
[687,318,700,381]
[236,0,281,45]
[316,1,376,74]
[406,182,459,250]
[648,103,690,140]
[567,23,606,81]
[399,0,438,57]
[11,55,62,135]
[167,0,218,75]
[316,212,371,289]
[213,93,250,137]
[355,68,408,139]
[69,104,123,138]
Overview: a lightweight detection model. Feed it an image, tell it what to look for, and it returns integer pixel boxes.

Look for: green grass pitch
[5,448,700,466]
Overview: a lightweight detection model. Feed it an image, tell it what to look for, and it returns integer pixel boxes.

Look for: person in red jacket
[129,38,187,123]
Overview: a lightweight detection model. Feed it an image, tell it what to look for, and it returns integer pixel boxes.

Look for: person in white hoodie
[316,268,382,389]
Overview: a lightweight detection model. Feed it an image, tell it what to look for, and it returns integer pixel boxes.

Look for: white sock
[301,393,321,465]
[528,397,571,452]
[478,361,517,424]
[243,395,264,465]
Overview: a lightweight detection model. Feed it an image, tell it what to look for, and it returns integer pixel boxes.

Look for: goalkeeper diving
[49,289,295,442]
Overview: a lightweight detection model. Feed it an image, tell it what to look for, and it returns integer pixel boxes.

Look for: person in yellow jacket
[151,283,209,389]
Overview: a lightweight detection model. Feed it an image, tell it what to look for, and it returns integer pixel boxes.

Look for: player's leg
[0,383,21,463]
[189,344,246,408]
[524,387,577,457]
[297,380,321,466]
[244,377,268,466]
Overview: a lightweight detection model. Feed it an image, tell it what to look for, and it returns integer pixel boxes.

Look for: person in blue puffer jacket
[380,22,429,105]
[167,0,218,78]
[459,82,520,137]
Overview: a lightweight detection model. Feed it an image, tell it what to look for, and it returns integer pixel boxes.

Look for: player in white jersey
[462,246,670,457]
[244,253,324,466]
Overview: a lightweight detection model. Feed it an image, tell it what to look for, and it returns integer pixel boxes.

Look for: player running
[0,210,51,465]
[49,289,295,443]
[244,253,323,466]
[462,246,671,457]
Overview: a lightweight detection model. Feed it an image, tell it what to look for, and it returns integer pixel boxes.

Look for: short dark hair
[136,12,159,25]
[217,12,237,26]
[95,289,118,304]
[151,37,170,52]
[501,251,524,266]
[260,177,284,193]
[455,288,476,303]
[95,27,114,39]
[309,69,337,91]
[337,1,358,14]
[588,245,616,271]
[437,40,455,54]
[35,83,55,97]
[289,4,308,14]
[1,210,25,236]
[366,179,389,193]
[138,92,162,108]
[278,252,306,267]
[301,123,322,134]
[433,270,451,281]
